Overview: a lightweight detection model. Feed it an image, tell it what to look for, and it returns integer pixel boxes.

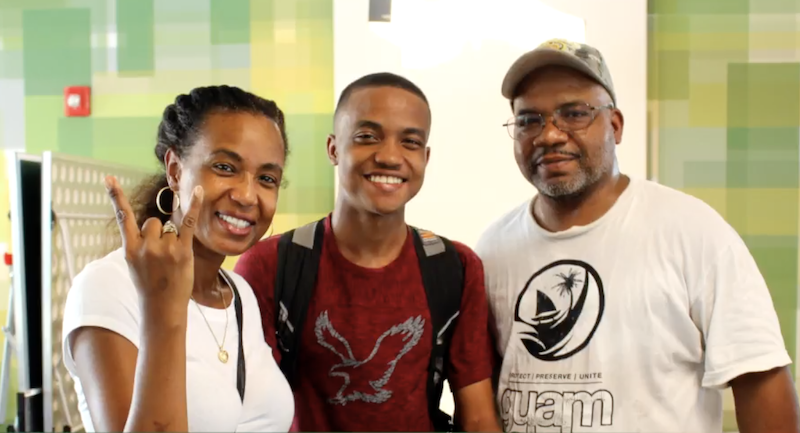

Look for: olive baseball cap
[501,38,616,104]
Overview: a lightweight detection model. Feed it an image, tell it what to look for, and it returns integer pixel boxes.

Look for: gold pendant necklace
[192,271,231,363]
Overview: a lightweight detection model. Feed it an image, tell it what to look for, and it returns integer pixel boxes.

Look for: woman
[61,85,294,432]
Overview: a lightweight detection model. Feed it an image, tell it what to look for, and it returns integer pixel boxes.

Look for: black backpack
[274,218,464,432]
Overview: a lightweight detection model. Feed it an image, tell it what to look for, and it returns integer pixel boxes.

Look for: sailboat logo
[514,260,605,361]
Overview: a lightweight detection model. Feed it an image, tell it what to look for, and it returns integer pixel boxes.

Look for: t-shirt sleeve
[61,255,141,377]
[234,236,281,363]
[446,241,495,391]
[693,231,792,389]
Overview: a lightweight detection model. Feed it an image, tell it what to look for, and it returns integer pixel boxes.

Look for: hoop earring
[156,186,180,215]
[266,225,274,238]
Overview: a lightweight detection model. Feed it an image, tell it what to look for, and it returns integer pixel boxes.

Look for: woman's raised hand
[105,176,204,316]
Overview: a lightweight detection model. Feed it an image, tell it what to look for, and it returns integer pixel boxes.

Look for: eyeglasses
[502,102,614,141]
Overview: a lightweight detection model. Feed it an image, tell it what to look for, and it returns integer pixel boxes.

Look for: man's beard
[529,157,605,199]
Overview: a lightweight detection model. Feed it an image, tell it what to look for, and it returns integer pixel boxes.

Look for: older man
[476,38,799,433]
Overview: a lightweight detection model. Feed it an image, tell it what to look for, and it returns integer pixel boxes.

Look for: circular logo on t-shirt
[514,259,604,361]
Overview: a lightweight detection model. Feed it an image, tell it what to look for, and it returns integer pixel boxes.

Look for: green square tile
[649,0,679,14]
[211,44,251,70]
[274,0,297,20]
[727,62,800,128]
[296,0,333,20]
[690,31,750,52]
[676,0,749,14]
[22,8,91,95]
[728,144,800,164]
[727,128,748,152]
[655,31,690,51]
[92,117,161,170]
[659,127,727,187]
[657,145,683,187]
[653,13,691,32]
[210,68,251,89]
[689,58,729,83]
[306,20,335,46]
[749,0,800,13]
[688,48,750,63]
[210,0,250,45]
[24,95,61,154]
[251,0,277,21]
[727,65,749,128]
[0,0,64,8]
[117,0,154,74]
[749,30,798,51]
[667,127,729,160]
[726,158,799,187]
[745,236,797,368]
[57,117,92,157]
[0,51,23,79]
[153,0,209,25]
[689,14,749,33]
[66,0,108,31]
[749,11,797,32]
[0,35,23,51]
[683,161,727,187]
[728,127,800,152]
[726,127,800,188]
[0,7,22,40]
[727,191,796,238]
[278,113,334,214]
[154,24,208,48]
[64,0,109,72]
[689,83,727,126]
[647,29,658,99]
[659,100,691,127]
[657,50,689,100]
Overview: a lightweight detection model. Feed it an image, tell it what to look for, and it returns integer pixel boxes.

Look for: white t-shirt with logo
[476,177,791,433]
[62,248,294,432]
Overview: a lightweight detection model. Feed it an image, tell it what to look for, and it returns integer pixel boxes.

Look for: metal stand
[0,254,17,430]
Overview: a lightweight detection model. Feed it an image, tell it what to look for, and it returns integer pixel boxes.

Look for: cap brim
[501,49,603,100]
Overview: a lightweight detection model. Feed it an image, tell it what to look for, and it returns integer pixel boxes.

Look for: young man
[477,39,800,433]
[235,73,500,432]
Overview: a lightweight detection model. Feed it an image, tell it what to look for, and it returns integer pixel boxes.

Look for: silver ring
[162,221,179,235]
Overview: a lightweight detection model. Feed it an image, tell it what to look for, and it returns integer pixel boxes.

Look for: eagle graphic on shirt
[314,311,425,405]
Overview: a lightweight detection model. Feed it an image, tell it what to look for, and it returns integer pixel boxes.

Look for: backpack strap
[274,218,326,385]
[411,227,464,432]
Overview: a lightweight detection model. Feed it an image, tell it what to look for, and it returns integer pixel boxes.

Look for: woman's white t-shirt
[61,248,294,432]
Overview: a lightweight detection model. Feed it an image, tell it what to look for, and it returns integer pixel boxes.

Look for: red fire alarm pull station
[64,86,91,117]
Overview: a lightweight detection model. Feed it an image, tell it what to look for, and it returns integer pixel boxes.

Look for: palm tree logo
[555,269,582,298]
[514,260,605,361]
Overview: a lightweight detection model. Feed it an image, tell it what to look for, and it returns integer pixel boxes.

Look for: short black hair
[334,72,429,117]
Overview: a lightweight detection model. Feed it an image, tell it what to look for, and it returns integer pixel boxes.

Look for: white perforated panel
[45,153,150,432]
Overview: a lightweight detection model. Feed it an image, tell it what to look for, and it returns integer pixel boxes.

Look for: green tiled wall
[0,0,335,231]
[116,0,155,73]
[22,8,92,95]
[0,0,334,426]
[650,0,800,428]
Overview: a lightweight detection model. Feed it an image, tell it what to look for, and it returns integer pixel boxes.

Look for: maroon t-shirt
[234,217,494,432]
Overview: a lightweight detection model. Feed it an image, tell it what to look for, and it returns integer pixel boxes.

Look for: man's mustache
[529,149,581,166]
